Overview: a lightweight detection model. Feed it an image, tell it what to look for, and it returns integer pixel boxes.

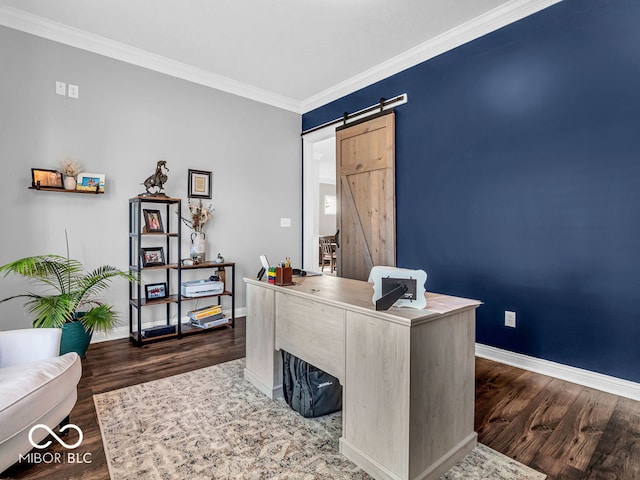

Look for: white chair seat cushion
[0,352,81,444]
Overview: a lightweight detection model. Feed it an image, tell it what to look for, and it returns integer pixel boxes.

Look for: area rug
[94,359,545,480]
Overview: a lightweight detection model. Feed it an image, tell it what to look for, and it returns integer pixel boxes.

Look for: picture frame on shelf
[141,247,165,267]
[145,282,168,301]
[143,209,164,233]
[31,168,64,189]
[76,172,105,192]
[188,169,212,199]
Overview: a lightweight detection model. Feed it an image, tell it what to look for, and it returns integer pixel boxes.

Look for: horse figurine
[142,160,169,196]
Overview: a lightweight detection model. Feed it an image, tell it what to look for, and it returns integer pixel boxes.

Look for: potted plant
[0,250,137,357]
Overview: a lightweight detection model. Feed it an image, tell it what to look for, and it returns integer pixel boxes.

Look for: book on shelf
[190,312,224,325]
[188,304,222,320]
[189,303,222,314]
[190,317,229,329]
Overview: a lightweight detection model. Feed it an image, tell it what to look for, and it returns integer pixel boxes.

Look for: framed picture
[324,194,337,215]
[188,169,212,199]
[141,247,165,267]
[143,209,164,233]
[145,282,168,301]
[31,168,64,189]
[76,172,105,192]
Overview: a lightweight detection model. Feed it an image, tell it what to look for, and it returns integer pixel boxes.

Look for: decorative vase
[190,231,206,264]
[60,319,92,358]
[64,176,77,191]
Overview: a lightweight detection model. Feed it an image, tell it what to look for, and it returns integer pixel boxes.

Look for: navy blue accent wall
[303,0,640,383]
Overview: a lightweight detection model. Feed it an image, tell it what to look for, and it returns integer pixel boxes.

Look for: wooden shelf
[29,186,104,195]
[130,291,231,309]
[176,261,235,270]
[130,320,230,344]
[129,232,179,238]
[130,295,179,308]
[130,263,179,272]
[181,291,232,301]
[129,331,178,344]
[181,320,231,336]
[129,195,181,203]
[128,196,235,346]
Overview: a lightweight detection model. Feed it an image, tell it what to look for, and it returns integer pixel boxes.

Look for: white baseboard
[91,307,247,343]
[476,343,640,401]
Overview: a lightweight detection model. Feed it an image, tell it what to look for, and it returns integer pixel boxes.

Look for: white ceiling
[0,0,559,112]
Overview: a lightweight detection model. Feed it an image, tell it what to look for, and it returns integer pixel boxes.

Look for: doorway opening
[301,94,407,275]
[302,127,336,273]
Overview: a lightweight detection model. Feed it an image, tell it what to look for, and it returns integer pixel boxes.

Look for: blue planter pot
[60,320,92,358]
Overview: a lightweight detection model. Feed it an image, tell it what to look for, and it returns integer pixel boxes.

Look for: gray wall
[0,26,301,339]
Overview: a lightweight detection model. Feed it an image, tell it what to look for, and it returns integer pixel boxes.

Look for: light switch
[55,81,66,96]
[280,218,291,227]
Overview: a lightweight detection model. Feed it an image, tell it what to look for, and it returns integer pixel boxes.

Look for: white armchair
[0,328,82,474]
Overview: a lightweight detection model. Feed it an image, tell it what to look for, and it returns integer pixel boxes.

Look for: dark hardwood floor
[475,358,640,480]
[2,318,638,479]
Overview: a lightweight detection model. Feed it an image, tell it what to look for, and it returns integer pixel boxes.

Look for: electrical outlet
[280,217,291,227]
[505,311,516,328]
[68,84,79,99]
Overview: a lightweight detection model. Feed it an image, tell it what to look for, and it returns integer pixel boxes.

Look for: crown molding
[0,5,302,113]
[301,0,562,113]
[0,1,562,115]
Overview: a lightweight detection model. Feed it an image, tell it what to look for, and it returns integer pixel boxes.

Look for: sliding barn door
[336,111,396,281]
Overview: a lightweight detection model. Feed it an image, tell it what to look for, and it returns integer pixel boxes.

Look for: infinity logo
[28,424,83,450]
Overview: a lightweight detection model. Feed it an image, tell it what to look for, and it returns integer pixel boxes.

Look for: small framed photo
[31,168,64,189]
[143,209,164,233]
[141,247,165,267]
[76,172,105,192]
[145,282,168,301]
[324,194,337,215]
[188,169,212,199]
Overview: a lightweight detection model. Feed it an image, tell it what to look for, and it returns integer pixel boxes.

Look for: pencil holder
[275,267,293,286]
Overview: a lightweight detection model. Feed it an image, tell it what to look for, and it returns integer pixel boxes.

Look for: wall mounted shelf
[28,186,104,195]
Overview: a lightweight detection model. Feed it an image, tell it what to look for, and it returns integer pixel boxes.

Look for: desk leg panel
[344,311,411,479]
[408,309,477,479]
[244,283,282,398]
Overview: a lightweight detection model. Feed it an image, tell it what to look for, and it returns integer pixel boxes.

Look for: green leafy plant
[0,253,137,334]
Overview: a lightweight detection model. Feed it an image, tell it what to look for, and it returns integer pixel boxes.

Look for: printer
[181,279,224,297]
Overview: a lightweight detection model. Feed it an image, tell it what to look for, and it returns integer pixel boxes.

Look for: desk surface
[244,274,480,327]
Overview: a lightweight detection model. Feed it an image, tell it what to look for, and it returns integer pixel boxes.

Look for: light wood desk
[243,275,480,480]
